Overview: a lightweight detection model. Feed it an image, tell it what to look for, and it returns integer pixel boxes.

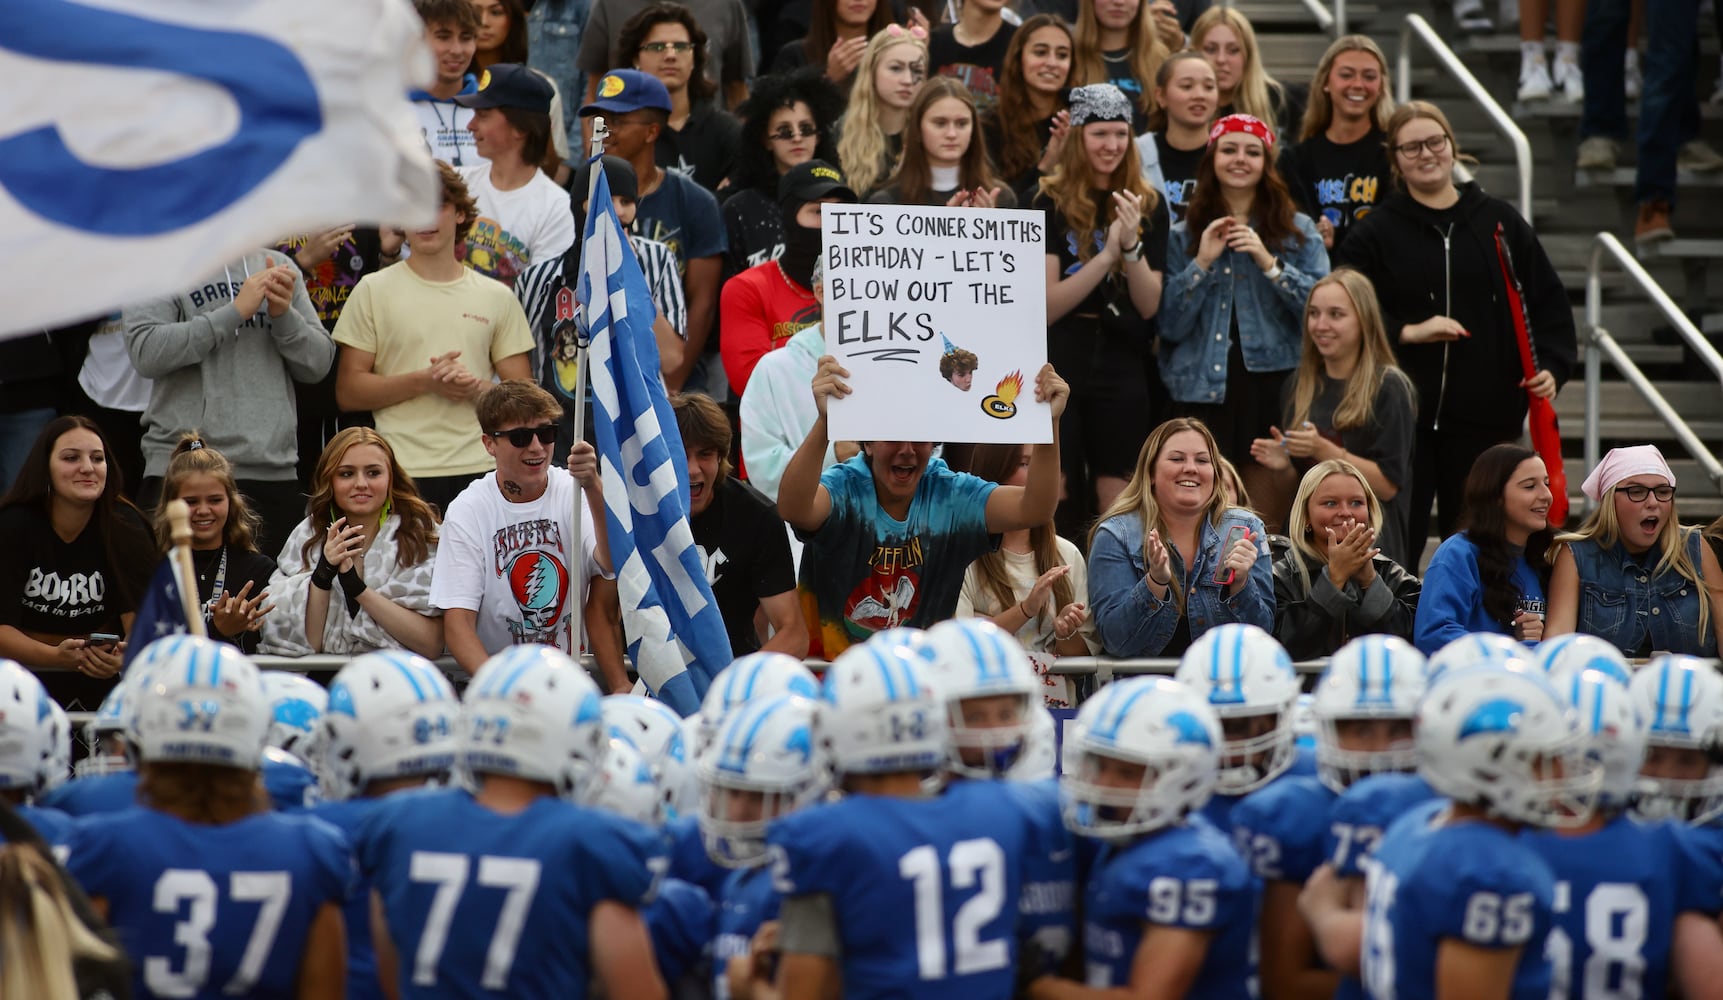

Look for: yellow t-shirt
[333,263,535,477]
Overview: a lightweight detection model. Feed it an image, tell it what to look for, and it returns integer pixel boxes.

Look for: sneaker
[1577,136,1618,170]
[1678,139,1723,172]
[1635,200,1674,245]
[1519,58,1554,101]
[1454,0,1494,30]
[1625,51,1642,100]
[1554,57,1585,102]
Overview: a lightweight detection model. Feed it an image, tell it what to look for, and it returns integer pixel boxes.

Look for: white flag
[0,0,441,337]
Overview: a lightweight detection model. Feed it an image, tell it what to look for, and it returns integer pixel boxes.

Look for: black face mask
[778,201,822,288]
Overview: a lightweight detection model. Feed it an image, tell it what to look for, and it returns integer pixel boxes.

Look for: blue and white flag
[123,557,192,668]
[580,167,732,716]
[0,0,440,337]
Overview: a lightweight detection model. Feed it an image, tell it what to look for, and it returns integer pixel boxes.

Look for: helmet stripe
[395,661,428,702]
[1095,682,1153,742]
[873,647,899,701]
[1681,665,1695,731]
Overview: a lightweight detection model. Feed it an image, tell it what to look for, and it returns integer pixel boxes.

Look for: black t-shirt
[1039,190,1171,318]
[0,504,153,638]
[691,477,797,656]
[1102,49,1151,133]
[1283,129,1390,250]
[721,187,785,280]
[929,23,1017,111]
[189,544,277,653]
[656,102,743,194]
[1152,133,1206,223]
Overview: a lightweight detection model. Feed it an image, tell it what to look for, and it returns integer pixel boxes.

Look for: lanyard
[201,546,229,619]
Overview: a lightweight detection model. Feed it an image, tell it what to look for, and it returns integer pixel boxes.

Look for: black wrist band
[311,553,337,590]
[338,565,367,599]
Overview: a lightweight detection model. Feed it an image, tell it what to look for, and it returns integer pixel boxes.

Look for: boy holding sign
[777,357,1068,658]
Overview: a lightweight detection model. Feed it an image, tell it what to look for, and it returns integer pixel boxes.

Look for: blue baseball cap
[454,63,553,113]
[579,69,673,117]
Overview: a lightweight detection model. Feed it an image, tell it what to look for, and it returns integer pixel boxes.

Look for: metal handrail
[1397,13,1534,220]
[1217,0,1344,40]
[1582,232,1723,510]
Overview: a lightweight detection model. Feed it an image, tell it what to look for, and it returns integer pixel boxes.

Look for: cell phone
[87,632,121,648]
[1212,525,1251,586]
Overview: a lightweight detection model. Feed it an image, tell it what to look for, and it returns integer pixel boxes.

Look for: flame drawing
[981,369,1023,420]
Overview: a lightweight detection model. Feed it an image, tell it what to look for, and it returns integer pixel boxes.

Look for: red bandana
[1207,113,1276,149]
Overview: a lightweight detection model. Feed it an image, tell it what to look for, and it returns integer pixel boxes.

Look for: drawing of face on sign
[939,333,978,392]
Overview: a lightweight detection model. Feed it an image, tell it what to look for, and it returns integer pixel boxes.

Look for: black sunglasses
[768,123,821,142]
[488,424,558,447]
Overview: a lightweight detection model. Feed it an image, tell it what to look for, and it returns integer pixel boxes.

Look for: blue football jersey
[358,787,663,999]
[714,864,782,1000]
[1008,779,1078,971]
[646,877,715,990]
[65,805,355,1000]
[1361,800,1556,1000]
[1232,774,1338,884]
[312,796,387,1000]
[1326,773,1439,878]
[668,812,730,896]
[40,770,138,816]
[768,779,1060,1000]
[1081,814,1255,998]
[1524,815,1723,1000]
[263,748,320,812]
[1200,744,1318,835]
[11,804,73,845]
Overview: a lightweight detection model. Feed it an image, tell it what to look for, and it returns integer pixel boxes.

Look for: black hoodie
[1333,181,1576,436]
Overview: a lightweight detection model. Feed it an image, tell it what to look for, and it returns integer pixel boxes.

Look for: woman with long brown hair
[1162,113,1328,516]
[261,428,444,658]
[981,14,1073,196]
[771,0,895,87]
[868,77,1012,206]
[1191,6,1303,139]
[1069,0,1172,131]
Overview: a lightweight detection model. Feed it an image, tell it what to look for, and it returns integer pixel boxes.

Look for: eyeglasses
[639,40,696,53]
[1392,133,1449,158]
[768,123,820,142]
[1619,484,1676,502]
[488,424,558,447]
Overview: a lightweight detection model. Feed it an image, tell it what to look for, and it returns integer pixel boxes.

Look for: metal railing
[1397,13,1534,220]
[1218,0,1344,40]
[1582,232,1723,510]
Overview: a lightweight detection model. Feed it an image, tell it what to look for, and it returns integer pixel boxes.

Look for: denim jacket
[1159,213,1329,403]
[1569,532,1717,656]
[1089,507,1274,657]
[528,0,590,138]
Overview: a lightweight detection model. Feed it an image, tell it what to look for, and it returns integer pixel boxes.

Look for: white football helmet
[695,653,820,756]
[128,636,270,768]
[1174,623,1300,794]
[1426,633,1533,682]
[603,694,697,820]
[321,651,460,802]
[699,693,827,867]
[1628,654,1723,823]
[590,736,666,827]
[1061,676,1222,840]
[924,619,1040,778]
[39,700,70,794]
[77,668,146,777]
[1007,703,1058,782]
[1537,634,1633,687]
[0,661,52,793]
[1417,659,1600,828]
[461,645,606,802]
[820,633,946,781]
[1312,635,1428,793]
[260,671,328,764]
[1555,666,1646,811]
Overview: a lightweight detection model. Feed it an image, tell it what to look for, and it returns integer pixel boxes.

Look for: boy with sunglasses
[431,380,626,688]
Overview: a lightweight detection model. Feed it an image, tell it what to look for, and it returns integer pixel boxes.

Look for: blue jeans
[1584,0,1701,204]
[0,408,54,492]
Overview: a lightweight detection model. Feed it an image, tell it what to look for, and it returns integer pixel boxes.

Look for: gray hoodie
[124,250,334,480]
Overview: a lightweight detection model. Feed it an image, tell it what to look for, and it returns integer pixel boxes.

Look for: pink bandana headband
[1580,444,1677,502]
[1208,113,1276,149]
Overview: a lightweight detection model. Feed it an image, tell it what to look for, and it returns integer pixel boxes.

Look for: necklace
[774,261,816,300]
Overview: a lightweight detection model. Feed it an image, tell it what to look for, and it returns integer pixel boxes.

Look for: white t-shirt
[955,536,1098,707]
[459,163,576,286]
[430,467,606,657]
[78,314,152,412]
[412,98,481,167]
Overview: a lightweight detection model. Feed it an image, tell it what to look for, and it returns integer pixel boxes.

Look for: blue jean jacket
[1569,531,1717,656]
[1089,507,1275,657]
[1159,214,1329,403]
[529,0,589,138]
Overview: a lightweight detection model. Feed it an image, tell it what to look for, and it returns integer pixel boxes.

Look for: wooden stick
[164,499,208,639]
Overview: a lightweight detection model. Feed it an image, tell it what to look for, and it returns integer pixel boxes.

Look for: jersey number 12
[899,838,1010,980]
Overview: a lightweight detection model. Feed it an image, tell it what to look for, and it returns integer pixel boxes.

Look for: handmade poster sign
[822,204,1050,443]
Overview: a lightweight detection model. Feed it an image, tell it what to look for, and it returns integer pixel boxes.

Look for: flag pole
[164,499,208,638]
[571,117,608,656]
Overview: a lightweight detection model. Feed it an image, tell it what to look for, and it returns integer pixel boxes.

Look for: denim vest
[1569,532,1716,656]
[1159,213,1330,403]
[1089,507,1275,657]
